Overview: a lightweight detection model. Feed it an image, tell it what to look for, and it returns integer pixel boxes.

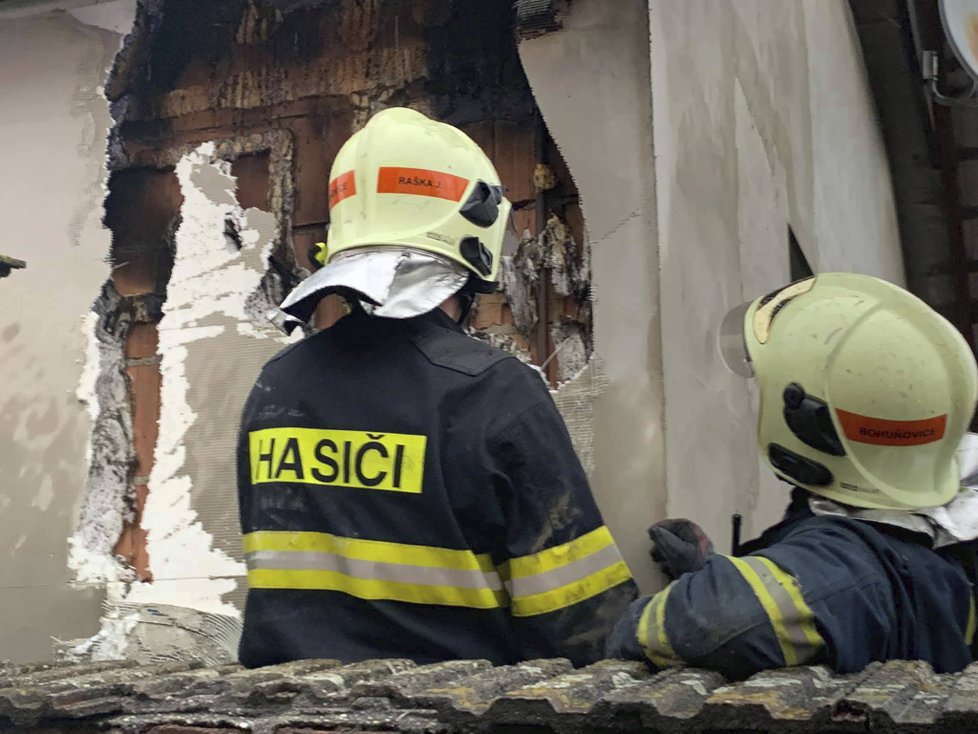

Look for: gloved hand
[648,519,714,580]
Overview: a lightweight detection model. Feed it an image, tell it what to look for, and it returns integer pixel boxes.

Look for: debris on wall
[58,601,240,664]
[128,143,285,613]
[498,214,592,370]
[69,284,164,585]
[61,0,600,663]
[515,0,570,41]
[550,320,589,383]
[501,245,540,339]
[67,143,295,661]
[552,359,608,477]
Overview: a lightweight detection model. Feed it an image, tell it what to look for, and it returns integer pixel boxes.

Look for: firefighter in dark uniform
[608,273,978,677]
[237,107,637,668]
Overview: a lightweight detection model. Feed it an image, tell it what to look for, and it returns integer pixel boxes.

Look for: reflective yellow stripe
[244,531,506,609]
[509,560,632,617]
[248,568,507,609]
[752,278,815,343]
[967,596,976,646]
[502,526,633,616]
[505,526,617,578]
[757,557,823,652]
[726,555,824,666]
[244,531,495,573]
[637,584,680,667]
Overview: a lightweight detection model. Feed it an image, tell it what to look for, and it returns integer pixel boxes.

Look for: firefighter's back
[238,310,549,666]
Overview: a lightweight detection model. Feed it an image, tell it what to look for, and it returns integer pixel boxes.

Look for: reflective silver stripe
[728,555,824,665]
[506,543,624,597]
[246,550,504,591]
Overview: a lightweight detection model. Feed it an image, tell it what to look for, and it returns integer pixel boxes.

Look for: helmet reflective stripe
[328,170,356,209]
[729,272,978,510]
[376,167,470,202]
[325,107,512,285]
[751,278,815,344]
[835,409,947,447]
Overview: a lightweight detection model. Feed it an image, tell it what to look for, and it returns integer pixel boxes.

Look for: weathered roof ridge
[0,656,976,732]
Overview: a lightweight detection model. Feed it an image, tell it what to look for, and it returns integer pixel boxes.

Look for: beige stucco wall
[654,0,904,554]
[0,0,906,660]
[0,12,126,661]
[522,0,903,591]
[519,0,668,591]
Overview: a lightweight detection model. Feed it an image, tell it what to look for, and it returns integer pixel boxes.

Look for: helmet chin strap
[455,289,476,326]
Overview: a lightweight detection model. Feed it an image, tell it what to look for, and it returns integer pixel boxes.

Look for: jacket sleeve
[489,396,638,667]
[605,517,978,677]
[606,551,832,679]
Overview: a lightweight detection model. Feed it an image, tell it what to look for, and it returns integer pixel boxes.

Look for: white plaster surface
[521,0,903,591]
[652,0,904,549]
[67,0,136,34]
[0,13,123,661]
[519,0,667,591]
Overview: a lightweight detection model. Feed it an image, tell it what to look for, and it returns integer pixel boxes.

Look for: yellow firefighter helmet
[325,107,512,288]
[719,273,978,510]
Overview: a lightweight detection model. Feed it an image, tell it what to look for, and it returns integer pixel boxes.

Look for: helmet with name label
[718,272,978,510]
[325,107,512,288]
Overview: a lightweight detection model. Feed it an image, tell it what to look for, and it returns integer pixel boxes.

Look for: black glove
[648,518,714,580]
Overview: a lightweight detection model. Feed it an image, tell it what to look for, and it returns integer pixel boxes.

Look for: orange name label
[377,167,469,202]
[328,170,356,209]
[835,409,947,447]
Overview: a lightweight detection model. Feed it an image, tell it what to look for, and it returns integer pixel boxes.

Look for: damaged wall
[58,0,589,660]
[518,0,904,589]
[69,144,297,661]
[0,0,907,664]
[0,7,134,662]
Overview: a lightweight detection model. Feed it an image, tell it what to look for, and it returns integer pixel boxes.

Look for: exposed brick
[127,363,161,478]
[125,322,160,360]
[472,293,507,330]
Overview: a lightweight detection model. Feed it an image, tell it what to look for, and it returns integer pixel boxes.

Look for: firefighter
[237,107,637,668]
[607,273,978,678]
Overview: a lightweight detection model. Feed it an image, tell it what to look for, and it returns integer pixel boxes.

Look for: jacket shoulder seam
[262,332,325,369]
[411,330,516,376]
